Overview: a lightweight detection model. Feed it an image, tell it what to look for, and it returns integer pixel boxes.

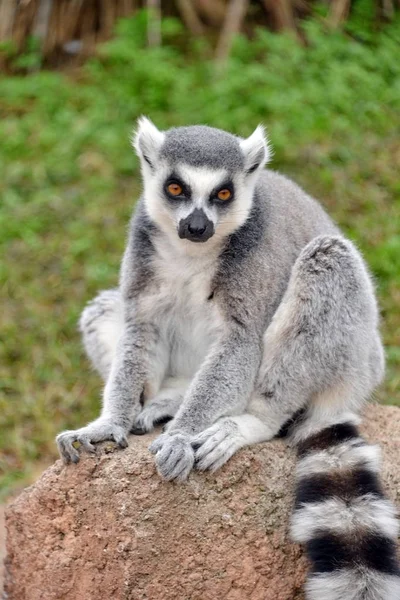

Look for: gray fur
[56,119,399,599]
[306,571,400,600]
[160,125,244,171]
[79,288,122,380]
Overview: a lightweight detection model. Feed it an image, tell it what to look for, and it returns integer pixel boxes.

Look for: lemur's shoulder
[256,169,339,239]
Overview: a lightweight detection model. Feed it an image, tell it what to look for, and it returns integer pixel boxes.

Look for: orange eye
[217,189,232,201]
[167,183,183,196]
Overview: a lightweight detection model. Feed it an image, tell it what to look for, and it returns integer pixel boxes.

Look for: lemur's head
[133,118,271,248]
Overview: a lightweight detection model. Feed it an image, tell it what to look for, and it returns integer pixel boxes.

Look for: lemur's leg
[194,235,383,470]
[194,236,399,598]
[79,289,123,381]
[132,377,191,434]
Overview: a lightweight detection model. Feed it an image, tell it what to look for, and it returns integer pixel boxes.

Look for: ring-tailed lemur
[57,118,400,600]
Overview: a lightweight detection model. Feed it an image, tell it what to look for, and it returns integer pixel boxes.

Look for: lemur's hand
[149,431,195,481]
[56,417,129,464]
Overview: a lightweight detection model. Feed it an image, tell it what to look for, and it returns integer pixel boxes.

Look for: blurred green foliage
[1,11,399,497]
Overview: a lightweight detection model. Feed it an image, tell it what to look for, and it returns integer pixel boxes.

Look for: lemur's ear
[240,125,271,175]
[132,116,165,169]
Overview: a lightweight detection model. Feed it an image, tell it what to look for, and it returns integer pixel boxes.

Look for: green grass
[1,12,399,498]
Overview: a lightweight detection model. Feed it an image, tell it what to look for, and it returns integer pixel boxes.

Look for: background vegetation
[2,0,398,70]
[1,6,399,498]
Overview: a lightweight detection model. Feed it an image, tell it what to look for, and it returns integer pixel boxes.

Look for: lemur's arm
[168,252,275,438]
[100,317,161,428]
[57,217,162,464]
[57,313,161,463]
[170,325,262,434]
[149,298,264,481]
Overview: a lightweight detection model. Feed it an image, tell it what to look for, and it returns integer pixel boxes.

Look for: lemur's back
[258,170,339,249]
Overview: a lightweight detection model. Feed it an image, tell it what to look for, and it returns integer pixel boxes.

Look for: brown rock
[4,405,400,600]
[0,506,5,596]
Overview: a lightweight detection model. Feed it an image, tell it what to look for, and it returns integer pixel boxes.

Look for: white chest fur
[140,235,224,378]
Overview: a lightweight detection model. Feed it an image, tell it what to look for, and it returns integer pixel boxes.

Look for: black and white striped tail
[290,420,400,600]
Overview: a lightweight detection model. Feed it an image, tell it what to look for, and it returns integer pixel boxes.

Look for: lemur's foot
[56,418,128,464]
[132,399,175,435]
[149,432,195,481]
[192,418,242,472]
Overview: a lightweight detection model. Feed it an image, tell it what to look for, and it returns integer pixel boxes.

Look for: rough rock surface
[0,506,5,595]
[4,405,400,600]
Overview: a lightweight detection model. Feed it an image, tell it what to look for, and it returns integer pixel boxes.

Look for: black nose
[178,209,214,243]
[188,222,206,236]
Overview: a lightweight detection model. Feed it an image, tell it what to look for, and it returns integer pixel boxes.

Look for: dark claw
[193,448,204,466]
[71,454,80,464]
[191,442,201,451]
[130,425,146,436]
[118,438,129,449]
[154,415,173,426]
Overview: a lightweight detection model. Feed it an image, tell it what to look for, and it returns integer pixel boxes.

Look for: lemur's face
[134,118,271,247]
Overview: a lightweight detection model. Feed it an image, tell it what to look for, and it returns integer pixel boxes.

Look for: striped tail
[290,419,400,600]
